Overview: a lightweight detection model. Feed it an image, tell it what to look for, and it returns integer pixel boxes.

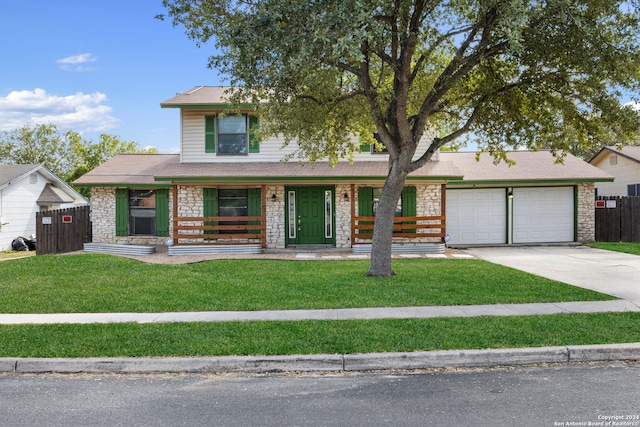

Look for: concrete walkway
[467,246,640,302]
[1,300,639,325]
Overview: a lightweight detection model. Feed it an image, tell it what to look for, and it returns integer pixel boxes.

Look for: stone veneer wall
[91,187,173,246]
[91,182,595,247]
[576,182,595,243]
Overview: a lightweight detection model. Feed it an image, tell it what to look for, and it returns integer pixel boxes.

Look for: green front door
[286,186,335,246]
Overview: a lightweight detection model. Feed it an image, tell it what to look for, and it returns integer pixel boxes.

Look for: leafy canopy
[160,0,640,164]
[0,123,157,198]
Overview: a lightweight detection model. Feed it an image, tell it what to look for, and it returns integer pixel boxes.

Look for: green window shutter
[357,187,373,236]
[155,189,169,237]
[248,116,260,153]
[205,115,216,153]
[115,189,129,236]
[248,188,262,234]
[402,186,417,234]
[358,187,373,216]
[359,132,371,153]
[203,188,218,235]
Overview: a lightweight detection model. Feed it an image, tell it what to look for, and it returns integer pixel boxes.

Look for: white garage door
[446,188,507,245]
[513,187,574,243]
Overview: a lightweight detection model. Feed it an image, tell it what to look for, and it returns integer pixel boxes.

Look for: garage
[446,188,507,245]
[512,186,574,243]
[446,186,575,245]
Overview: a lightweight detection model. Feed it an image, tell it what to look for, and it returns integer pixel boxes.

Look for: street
[1,362,639,427]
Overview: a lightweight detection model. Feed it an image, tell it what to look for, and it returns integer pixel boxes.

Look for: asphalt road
[2,362,639,427]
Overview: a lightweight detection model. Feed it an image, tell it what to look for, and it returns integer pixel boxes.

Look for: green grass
[0,254,613,314]
[1,313,639,358]
[1,253,632,358]
[587,242,640,256]
[0,250,34,260]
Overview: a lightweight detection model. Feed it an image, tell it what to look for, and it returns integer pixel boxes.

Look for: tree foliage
[160,0,640,276]
[0,123,157,198]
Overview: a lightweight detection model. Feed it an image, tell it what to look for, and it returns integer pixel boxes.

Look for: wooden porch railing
[172,215,267,247]
[351,215,446,242]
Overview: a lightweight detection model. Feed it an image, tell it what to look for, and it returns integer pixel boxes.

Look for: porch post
[261,184,267,248]
[350,183,356,245]
[172,183,178,244]
[441,183,446,243]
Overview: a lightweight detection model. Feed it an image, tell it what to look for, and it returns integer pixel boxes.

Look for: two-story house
[589,146,640,196]
[75,86,613,254]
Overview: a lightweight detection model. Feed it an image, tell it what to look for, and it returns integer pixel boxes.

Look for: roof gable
[0,164,41,188]
[160,86,254,109]
[1,164,88,204]
[589,146,640,166]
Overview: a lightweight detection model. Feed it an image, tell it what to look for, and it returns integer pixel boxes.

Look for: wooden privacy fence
[35,205,92,255]
[595,196,640,242]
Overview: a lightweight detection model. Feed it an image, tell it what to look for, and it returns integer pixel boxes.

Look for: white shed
[0,164,88,251]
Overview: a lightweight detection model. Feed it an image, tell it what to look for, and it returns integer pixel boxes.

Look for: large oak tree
[160,0,640,276]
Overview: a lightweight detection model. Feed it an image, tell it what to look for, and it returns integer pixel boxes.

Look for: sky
[0,1,224,154]
[2,2,638,156]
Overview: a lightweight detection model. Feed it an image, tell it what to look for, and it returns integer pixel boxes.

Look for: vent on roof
[186,86,205,95]
[29,173,37,184]
[610,155,617,166]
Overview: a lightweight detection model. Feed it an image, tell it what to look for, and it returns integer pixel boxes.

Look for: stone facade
[576,182,595,243]
[91,187,173,246]
[90,182,593,247]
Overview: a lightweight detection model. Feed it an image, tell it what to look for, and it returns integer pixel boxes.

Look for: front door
[286,186,335,246]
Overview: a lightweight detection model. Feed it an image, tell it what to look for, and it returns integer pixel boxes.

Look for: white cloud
[0,88,119,132]
[626,101,640,111]
[57,53,97,72]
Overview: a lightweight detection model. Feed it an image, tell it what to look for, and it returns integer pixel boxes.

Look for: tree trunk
[365,164,408,277]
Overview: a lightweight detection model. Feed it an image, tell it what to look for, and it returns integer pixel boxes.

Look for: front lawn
[587,242,640,256]
[0,254,614,314]
[2,313,639,358]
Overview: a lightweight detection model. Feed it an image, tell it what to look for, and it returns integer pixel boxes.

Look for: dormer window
[205,114,259,155]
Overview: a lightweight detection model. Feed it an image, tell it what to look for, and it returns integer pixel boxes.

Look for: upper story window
[371,133,389,154]
[205,114,259,155]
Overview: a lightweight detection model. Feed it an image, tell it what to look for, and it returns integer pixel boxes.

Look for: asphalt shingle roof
[74,151,612,186]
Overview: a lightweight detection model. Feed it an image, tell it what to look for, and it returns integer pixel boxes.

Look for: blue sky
[2,2,637,156]
[0,1,223,153]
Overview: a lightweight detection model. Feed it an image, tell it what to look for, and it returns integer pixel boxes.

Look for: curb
[2,343,639,375]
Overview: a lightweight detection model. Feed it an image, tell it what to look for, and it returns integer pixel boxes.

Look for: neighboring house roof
[74,151,612,186]
[160,86,253,109]
[589,145,640,165]
[442,151,613,185]
[0,164,41,190]
[0,164,89,204]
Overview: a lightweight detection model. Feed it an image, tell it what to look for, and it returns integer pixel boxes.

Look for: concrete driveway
[467,246,640,302]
